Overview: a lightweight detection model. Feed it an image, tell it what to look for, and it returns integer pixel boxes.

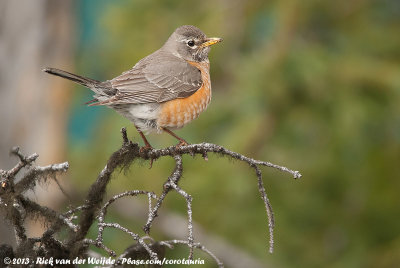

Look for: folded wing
[110,51,203,104]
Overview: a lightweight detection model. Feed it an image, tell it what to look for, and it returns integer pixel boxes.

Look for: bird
[44,25,222,150]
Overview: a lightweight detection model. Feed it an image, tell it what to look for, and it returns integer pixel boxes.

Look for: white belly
[110,103,161,133]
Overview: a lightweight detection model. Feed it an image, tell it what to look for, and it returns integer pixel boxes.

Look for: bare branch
[143,156,184,234]
[142,143,302,179]
[83,239,116,257]
[253,164,275,253]
[7,149,38,178]
[0,129,301,267]
[164,156,195,259]
[10,199,27,245]
[96,190,157,248]
[100,222,159,261]
[161,239,224,268]
[66,129,140,250]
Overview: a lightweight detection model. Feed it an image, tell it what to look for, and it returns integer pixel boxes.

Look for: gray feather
[110,50,202,104]
[43,67,117,97]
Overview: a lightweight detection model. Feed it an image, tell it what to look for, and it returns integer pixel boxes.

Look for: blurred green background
[37,0,400,267]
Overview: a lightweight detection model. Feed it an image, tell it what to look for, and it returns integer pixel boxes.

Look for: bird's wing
[110,51,202,104]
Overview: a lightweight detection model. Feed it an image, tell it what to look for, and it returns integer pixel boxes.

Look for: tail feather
[43,67,118,100]
[43,67,101,88]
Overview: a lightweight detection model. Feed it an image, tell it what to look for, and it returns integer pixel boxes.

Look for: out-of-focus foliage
[67,0,400,267]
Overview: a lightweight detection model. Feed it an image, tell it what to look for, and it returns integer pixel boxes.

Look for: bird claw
[139,145,153,154]
[139,145,154,169]
[176,140,189,148]
[149,158,154,169]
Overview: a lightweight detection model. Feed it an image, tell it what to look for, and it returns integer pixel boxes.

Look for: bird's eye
[187,40,195,47]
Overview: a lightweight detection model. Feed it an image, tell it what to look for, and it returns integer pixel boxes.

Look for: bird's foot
[139,145,155,169]
[175,139,194,156]
[176,139,189,147]
[139,144,154,154]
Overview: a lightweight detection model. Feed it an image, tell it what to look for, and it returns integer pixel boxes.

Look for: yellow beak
[200,37,223,48]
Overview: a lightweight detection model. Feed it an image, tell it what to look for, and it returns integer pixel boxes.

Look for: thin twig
[7,147,38,177]
[253,164,275,253]
[165,156,195,259]
[11,199,27,245]
[143,155,183,233]
[83,239,116,257]
[160,239,224,268]
[143,143,302,179]
[96,190,156,245]
[99,222,159,261]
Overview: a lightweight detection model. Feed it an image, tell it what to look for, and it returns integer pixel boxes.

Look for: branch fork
[0,128,301,267]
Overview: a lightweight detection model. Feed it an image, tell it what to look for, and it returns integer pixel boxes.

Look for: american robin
[44,25,222,149]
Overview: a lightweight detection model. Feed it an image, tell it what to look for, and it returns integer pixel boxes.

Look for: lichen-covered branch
[0,128,301,267]
[0,147,69,249]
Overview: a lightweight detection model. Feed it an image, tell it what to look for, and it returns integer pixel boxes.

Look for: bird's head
[163,25,222,62]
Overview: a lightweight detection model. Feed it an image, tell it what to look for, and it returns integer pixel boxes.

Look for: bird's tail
[43,67,101,88]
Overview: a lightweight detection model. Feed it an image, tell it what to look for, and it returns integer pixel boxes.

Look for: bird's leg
[135,125,154,168]
[161,127,189,146]
[135,125,153,149]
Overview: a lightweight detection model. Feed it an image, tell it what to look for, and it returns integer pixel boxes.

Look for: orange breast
[157,61,211,129]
